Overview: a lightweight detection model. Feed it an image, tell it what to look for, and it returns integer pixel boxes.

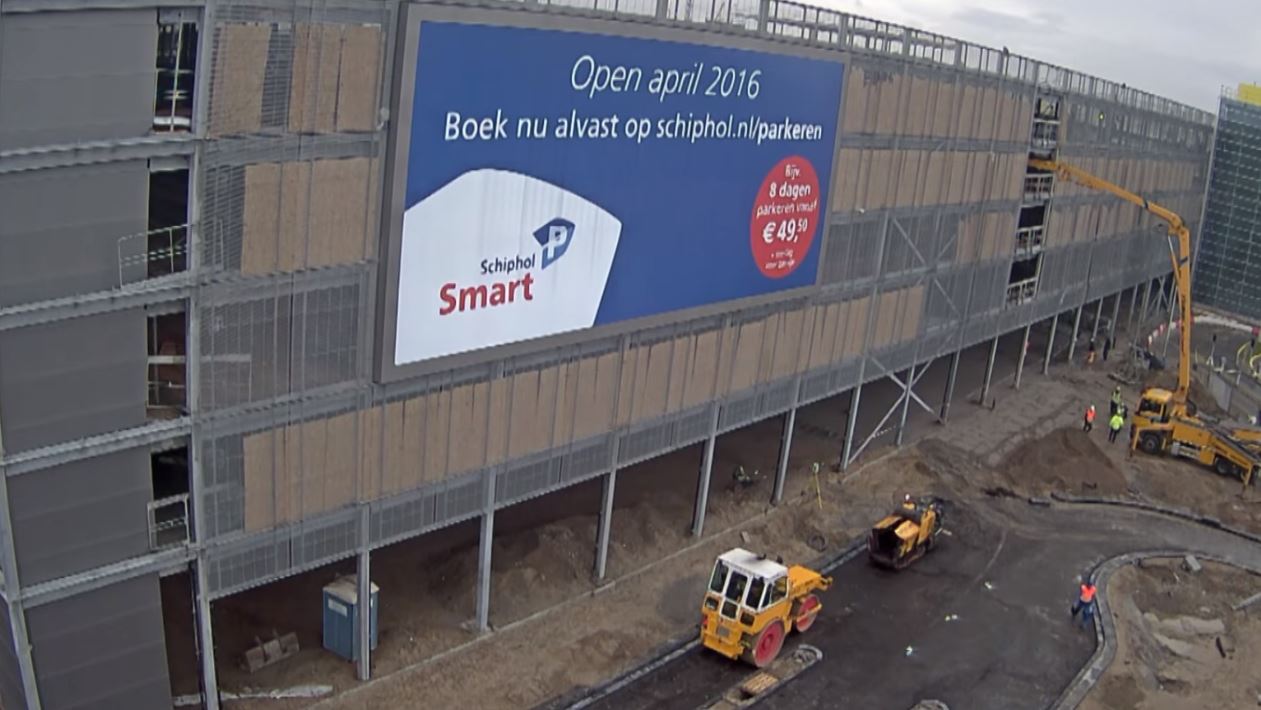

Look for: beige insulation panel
[402,397,425,490]
[683,331,720,408]
[324,412,357,510]
[507,371,542,458]
[900,286,924,342]
[300,418,327,518]
[845,296,870,357]
[842,66,869,133]
[1005,153,1025,201]
[958,84,978,139]
[310,158,372,268]
[358,405,382,502]
[924,151,947,207]
[946,152,967,205]
[834,149,861,213]
[241,163,281,275]
[772,309,805,380]
[382,400,407,495]
[278,425,301,525]
[574,352,618,440]
[852,150,872,210]
[713,325,738,399]
[210,23,270,136]
[243,429,276,532]
[872,291,898,348]
[447,383,489,476]
[666,336,690,413]
[867,150,893,210]
[979,87,1000,141]
[337,25,382,132]
[875,71,902,134]
[967,153,987,204]
[290,24,342,134]
[955,214,977,263]
[931,82,956,137]
[634,341,673,420]
[904,76,930,136]
[423,391,452,484]
[615,346,644,426]
[552,362,580,446]
[728,319,765,393]
[807,304,837,369]
[278,162,312,272]
[486,377,511,462]
[894,150,921,207]
[536,366,560,450]
[794,307,816,373]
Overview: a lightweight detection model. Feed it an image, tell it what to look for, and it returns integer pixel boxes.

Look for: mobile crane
[1030,158,1259,485]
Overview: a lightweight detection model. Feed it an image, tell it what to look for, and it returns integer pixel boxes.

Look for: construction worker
[1071,579,1097,629]
[1083,405,1096,432]
[1108,408,1125,443]
[1110,386,1124,416]
[1103,334,1113,361]
[1086,339,1097,366]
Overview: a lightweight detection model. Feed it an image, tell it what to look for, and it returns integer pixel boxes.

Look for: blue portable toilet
[322,575,379,662]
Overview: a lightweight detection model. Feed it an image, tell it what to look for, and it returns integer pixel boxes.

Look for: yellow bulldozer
[699,548,831,668]
[867,495,945,570]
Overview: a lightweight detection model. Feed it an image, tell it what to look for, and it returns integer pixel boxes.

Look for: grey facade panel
[0,602,27,710]
[0,162,148,309]
[26,574,171,710]
[0,309,146,453]
[0,10,157,151]
[8,448,151,586]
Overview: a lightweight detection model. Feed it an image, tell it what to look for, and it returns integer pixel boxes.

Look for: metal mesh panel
[203,434,246,538]
[718,391,759,432]
[497,456,562,506]
[618,418,677,466]
[757,379,795,417]
[371,488,436,544]
[821,220,882,284]
[206,535,291,598]
[559,437,614,484]
[292,513,358,568]
[674,405,714,446]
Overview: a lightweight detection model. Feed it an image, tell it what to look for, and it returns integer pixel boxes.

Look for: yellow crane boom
[1028,158,1193,407]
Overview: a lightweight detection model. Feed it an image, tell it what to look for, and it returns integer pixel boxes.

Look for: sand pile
[1000,427,1128,496]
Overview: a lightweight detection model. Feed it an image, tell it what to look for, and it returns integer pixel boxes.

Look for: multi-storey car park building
[0,1,1212,708]
[1194,86,1261,321]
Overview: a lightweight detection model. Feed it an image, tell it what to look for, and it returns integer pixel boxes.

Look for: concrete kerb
[1043,497,1261,710]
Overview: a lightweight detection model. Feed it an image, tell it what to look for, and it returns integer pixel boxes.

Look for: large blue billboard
[393,21,843,365]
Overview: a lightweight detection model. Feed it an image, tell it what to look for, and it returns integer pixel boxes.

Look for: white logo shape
[395,169,622,365]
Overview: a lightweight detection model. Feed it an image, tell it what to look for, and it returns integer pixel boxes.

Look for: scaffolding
[1194,89,1261,321]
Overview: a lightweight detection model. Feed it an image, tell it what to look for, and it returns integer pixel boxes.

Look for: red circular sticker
[750,156,821,279]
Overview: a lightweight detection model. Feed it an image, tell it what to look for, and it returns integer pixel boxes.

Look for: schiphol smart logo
[535,218,575,269]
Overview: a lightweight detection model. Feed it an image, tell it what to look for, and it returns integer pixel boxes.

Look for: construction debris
[241,630,300,673]
[173,685,333,706]
[909,702,950,710]
[1234,591,1261,611]
[1184,555,1203,573]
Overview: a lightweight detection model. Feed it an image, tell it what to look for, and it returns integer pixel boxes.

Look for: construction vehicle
[1030,158,1260,485]
[867,495,945,570]
[699,548,831,668]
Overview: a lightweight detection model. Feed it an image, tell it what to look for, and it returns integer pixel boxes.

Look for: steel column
[593,469,617,582]
[356,506,371,681]
[1067,304,1084,363]
[895,365,915,446]
[1126,285,1138,336]
[1014,324,1031,389]
[1109,290,1121,343]
[980,336,998,406]
[939,351,960,423]
[1163,287,1177,360]
[193,560,218,710]
[475,469,496,632]
[691,408,720,538]
[1091,298,1104,343]
[0,386,41,710]
[841,384,862,471]
[1043,313,1058,375]
[1138,280,1152,333]
[772,408,795,505]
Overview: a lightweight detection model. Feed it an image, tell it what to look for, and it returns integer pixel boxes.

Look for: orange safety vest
[1079,583,1096,603]
[1085,408,1096,423]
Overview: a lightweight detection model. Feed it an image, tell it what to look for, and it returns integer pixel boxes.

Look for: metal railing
[118,224,190,286]
[148,354,187,417]
[1023,174,1053,203]
[148,494,190,550]
[1032,120,1060,150]
[1005,277,1038,306]
[1015,226,1046,256]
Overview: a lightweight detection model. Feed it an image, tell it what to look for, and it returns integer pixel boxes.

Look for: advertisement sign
[394,21,843,366]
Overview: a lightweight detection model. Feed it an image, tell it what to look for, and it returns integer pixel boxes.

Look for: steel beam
[1067,304,1084,363]
[841,384,862,472]
[895,365,916,446]
[1014,324,1031,389]
[0,276,192,333]
[593,469,617,582]
[939,351,960,423]
[194,560,219,710]
[0,134,195,176]
[1043,313,1058,375]
[772,407,795,505]
[1091,298,1104,344]
[0,409,41,709]
[980,336,998,406]
[3,417,191,477]
[691,407,720,538]
[852,366,930,462]
[1126,285,1138,336]
[475,469,496,632]
[1139,280,1152,333]
[356,507,371,681]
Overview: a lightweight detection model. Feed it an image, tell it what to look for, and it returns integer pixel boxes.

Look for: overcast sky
[814,0,1261,113]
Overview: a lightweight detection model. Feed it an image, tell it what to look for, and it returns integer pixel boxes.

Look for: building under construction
[1194,86,1261,321]
[0,1,1212,708]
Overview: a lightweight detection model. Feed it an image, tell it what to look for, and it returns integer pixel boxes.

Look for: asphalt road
[578,498,1261,710]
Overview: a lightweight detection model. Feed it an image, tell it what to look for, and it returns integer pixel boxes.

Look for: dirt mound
[999,427,1128,497]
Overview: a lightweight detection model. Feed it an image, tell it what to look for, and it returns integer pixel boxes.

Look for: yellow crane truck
[1030,158,1259,485]
[699,548,831,668]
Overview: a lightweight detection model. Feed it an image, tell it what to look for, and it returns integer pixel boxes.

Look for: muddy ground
[1083,559,1261,710]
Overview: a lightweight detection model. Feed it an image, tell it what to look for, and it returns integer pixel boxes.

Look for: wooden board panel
[666,336,690,413]
[508,372,541,457]
[535,365,560,449]
[968,153,988,204]
[289,24,343,134]
[901,285,924,341]
[243,430,275,532]
[905,76,930,136]
[278,162,312,272]
[279,425,301,525]
[924,151,946,207]
[955,214,975,263]
[210,23,270,136]
[773,309,805,379]
[446,384,480,475]
[241,163,280,276]
[976,86,998,140]
[553,364,579,448]
[310,158,371,267]
[358,405,382,502]
[876,71,902,134]
[808,303,838,368]
[424,390,452,483]
[324,412,357,510]
[300,418,328,518]
[846,297,870,357]
[757,313,780,384]
[713,326,738,398]
[683,331,719,408]
[842,66,868,134]
[795,306,817,373]
[402,397,425,490]
[866,150,892,210]
[958,84,979,139]
[573,352,618,440]
[336,24,382,132]
[931,82,955,137]
[896,150,923,207]
[634,342,671,420]
[486,378,511,462]
[834,149,861,213]
[728,319,764,392]
[615,347,642,426]
[947,152,968,205]
[382,401,406,495]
